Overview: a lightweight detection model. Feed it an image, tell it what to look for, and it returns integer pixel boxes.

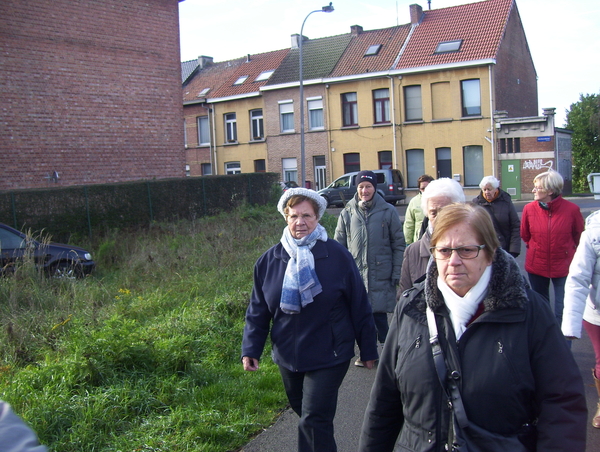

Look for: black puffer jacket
[473,189,521,256]
[359,248,587,452]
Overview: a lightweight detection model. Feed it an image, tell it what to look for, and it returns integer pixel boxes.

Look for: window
[435,40,462,54]
[225,162,241,174]
[343,153,360,174]
[250,109,264,140]
[406,149,425,188]
[233,76,248,85]
[184,118,187,147]
[314,155,326,191]
[463,145,483,186]
[436,147,452,179]
[308,97,324,130]
[373,88,390,124]
[461,79,481,117]
[279,101,294,133]
[499,138,520,154]
[282,158,297,183]
[365,44,382,56]
[379,151,392,169]
[254,70,274,82]
[404,85,422,121]
[198,87,210,96]
[197,116,210,145]
[185,164,191,177]
[201,163,212,175]
[224,113,237,142]
[254,159,266,172]
[342,92,358,127]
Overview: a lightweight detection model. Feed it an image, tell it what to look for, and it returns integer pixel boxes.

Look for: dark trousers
[372,312,389,343]
[279,360,350,452]
[527,273,567,324]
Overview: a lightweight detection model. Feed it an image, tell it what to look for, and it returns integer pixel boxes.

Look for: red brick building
[0,0,185,190]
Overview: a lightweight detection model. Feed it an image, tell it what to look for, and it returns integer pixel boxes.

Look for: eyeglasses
[286,214,316,223]
[429,245,486,260]
[532,187,547,192]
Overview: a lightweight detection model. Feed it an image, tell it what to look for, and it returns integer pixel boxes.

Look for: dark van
[317,169,405,207]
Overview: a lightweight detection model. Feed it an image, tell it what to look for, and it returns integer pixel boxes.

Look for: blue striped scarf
[279,224,328,314]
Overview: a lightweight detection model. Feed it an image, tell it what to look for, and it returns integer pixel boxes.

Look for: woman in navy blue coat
[242,187,378,452]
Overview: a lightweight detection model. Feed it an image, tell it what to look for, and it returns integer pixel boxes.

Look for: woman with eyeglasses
[359,202,586,452]
[520,170,584,326]
[242,187,378,452]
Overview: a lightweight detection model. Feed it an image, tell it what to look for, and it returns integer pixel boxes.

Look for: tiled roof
[396,0,514,70]
[211,48,289,98]
[182,58,245,103]
[181,59,199,84]
[330,25,411,77]
[267,34,353,86]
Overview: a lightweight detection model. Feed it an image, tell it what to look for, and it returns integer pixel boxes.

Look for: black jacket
[473,189,521,256]
[359,248,587,452]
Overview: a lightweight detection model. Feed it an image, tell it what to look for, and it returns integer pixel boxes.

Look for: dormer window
[364,44,382,56]
[255,70,275,82]
[233,76,248,85]
[435,40,462,54]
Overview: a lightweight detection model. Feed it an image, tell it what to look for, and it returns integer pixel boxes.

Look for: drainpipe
[488,65,496,178]
[388,76,398,169]
[211,103,218,175]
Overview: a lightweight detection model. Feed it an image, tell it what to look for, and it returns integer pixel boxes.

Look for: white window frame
[404,85,422,121]
[225,161,241,174]
[250,109,264,140]
[282,158,297,183]
[463,145,484,187]
[307,97,324,130]
[373,88,390,124]
[197,116,210,146]
[224,113,237,142]
[279,100,294,133]
[461,79,481,117]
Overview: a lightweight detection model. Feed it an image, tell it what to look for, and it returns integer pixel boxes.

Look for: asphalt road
[240,196,600,452]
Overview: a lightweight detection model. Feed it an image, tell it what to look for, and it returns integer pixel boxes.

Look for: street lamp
[299,2,334,188]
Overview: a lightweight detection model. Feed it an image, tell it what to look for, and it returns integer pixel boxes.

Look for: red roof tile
[331,25,411,77]
[182,58,245,103]
[396,0,514,70]
[211,49,289,99]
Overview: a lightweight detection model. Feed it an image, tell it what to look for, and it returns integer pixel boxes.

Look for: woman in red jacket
[520,170,584,326]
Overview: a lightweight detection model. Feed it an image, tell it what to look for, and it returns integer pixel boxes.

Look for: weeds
[0,203,296,451]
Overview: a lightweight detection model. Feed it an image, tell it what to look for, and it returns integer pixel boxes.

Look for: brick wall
[0,0,185,191]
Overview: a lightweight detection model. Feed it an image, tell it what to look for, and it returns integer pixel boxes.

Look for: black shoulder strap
[425,307,469,430]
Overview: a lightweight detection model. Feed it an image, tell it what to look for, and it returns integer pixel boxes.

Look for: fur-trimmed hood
[419,248,528,313]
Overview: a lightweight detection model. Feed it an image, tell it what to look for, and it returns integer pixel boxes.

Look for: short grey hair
[479,175,499,190]
[421,178,466,212]
[534,170,563,198]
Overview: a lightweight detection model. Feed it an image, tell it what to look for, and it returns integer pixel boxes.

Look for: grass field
[0,202,338,451]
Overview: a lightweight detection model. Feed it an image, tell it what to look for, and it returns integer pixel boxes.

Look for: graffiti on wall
[523,159,553,171]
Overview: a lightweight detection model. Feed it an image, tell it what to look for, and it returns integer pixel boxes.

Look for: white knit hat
[277,187,327,219]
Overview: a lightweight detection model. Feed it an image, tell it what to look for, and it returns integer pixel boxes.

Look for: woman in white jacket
[562,209,600,428]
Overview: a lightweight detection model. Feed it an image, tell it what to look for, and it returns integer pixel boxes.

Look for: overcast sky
[179,0,600,127]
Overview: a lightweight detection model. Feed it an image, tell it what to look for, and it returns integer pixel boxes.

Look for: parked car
[280,181,299,191]
[0,223,95,278]
[317,169,406,207]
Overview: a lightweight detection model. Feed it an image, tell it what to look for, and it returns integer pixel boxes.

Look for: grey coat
[334,193,405,313]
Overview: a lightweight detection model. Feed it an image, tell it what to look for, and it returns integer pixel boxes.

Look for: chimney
[410,4,424,24]
[351,25,363,36]
[542,107,556,116]
[291,33,307,49]
[246,54,251,63]
[197,55,213,69]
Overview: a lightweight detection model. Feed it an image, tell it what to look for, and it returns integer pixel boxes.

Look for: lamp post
[299,2,334,188]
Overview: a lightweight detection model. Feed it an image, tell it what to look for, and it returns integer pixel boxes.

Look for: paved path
[241,197,600,451]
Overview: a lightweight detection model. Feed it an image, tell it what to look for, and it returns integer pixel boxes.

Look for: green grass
[0,204,339,451]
